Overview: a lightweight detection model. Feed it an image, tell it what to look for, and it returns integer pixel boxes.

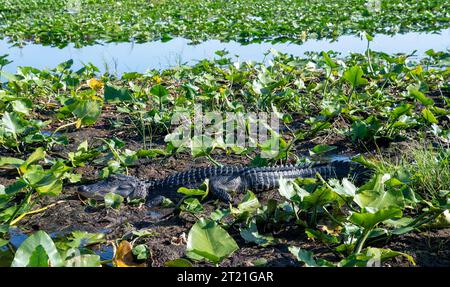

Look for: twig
[51,121,77,137]
[10,200,66,226]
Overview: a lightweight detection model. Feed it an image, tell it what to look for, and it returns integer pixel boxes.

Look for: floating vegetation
[0,0,449,47]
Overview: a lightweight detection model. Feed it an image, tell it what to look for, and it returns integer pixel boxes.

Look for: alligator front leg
[209,175,246,203]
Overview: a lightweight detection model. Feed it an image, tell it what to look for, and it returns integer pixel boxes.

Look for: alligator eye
[119,184,133,190]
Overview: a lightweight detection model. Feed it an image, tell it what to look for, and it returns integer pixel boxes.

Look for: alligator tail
[242,160,372,192]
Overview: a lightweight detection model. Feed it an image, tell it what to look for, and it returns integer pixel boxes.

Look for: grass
[381,143,450,201]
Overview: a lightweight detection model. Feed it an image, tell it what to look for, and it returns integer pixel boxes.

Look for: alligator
[77,160,372,207]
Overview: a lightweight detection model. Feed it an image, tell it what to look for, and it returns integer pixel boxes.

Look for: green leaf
[28,245,49,267]
[278,178,309,202]
[104,85,133,102]
[288,246,317,266]
[132,244,150,260]
[2,179,27,196]
[1,111,26,137]
[25,147,45,165]
[11,231,63,267]
[191,135,214,157]
[104,192,124,209]
[349,207,403,229]
[131,229,156,239]
[177,179,209,200]
[365,32,374,42]
[177,187,207,197]
[343,65,368,88]
[239,221,274,247]
[65,254,101,267]
[23,168,63,196]
[10,100,32,115]
[339,247,415,267]
[164,258,193,267]
[309,144,337,156]
[150,84,169,96]
[71,100,102,126]
[352,155,379,170]
[366,248,415,266]
[0,249,14,267]
[161,33,173,42]
[391,226,415,235]
[251,258,268,266]
[20,147,45,173]
[259,134,285,159]
[305,228,339,244]
[236,191,260,214]
[329,178,356,198]
[322,52,338,68]
[186,218,239,264]
[421,108,438,124]
[409,88,434,106]
[0,238,8,248]
[302,186,338,209]
[56,59,73,71]
[67,231,106,248]
[180,198,204,213]
[0,157,24,168]
[150,84,169,102]
[288,246,334,267]
[279,178,297,200]
[0,205,19,223]
[354,174,405,211]
[209,208,231,222]
[351,121,368,141]
[426,210,450,229]
[391,104,412,119]
[337,252,376,267]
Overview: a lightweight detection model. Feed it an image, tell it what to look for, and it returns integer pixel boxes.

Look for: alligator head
[77,174,149,201]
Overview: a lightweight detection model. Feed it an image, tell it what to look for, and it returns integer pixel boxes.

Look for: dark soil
[382,228,450,267]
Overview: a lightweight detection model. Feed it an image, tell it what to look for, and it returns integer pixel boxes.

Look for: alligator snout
[77,184,103,200]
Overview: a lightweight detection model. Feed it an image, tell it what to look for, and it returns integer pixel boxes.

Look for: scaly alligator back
[150,165,247,189]
[145,165,249,203]
[147,160,370,203]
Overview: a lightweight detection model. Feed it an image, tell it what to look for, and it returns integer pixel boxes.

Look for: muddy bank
[11,171,450,267]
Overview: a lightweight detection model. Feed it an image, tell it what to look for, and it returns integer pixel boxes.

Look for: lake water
[1,28,449,75]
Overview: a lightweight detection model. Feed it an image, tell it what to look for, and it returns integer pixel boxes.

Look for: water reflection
[0,29,449,74]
